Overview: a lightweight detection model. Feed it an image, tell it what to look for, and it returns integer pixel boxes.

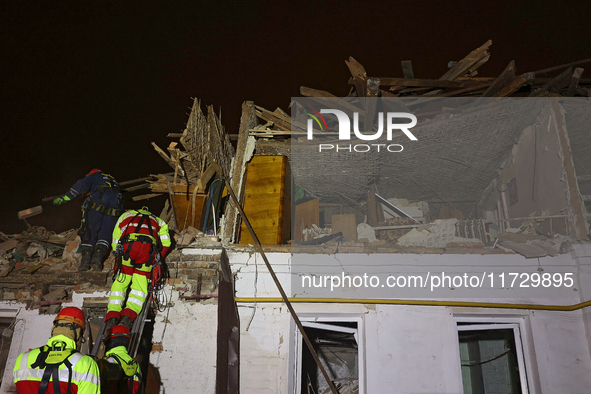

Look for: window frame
[455,316,534,394]
[291,314,366,394]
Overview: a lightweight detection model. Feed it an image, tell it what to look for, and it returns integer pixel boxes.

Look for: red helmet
[54,307,86,332]
[106,325,131,341]
[87,168,102,176]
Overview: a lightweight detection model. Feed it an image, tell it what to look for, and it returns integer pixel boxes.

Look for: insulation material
[398,219,481,248]
[357,223,377,243]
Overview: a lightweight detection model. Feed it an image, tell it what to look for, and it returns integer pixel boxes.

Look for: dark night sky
[1,1,589,234]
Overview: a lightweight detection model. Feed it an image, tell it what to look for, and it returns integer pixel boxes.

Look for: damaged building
[2,40,591,393]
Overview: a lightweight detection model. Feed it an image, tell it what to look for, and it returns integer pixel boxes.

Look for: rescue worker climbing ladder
[97,325,142,394]
[13,307,100,394]
[105,207,171,332]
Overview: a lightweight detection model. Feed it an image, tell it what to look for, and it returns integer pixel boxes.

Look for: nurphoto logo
[305,108,418,153]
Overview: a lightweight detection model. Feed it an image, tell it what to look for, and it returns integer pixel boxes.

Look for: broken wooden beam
[300,86,336,97]
[345,56,367,80]
[481,60,515,97]
[532,58,591,75]
[132,193,163,202]
[493,72,535,97]
[530,67,573,97]
[566,67,585,96]
[401,60,414,79]
[440,40,492,81]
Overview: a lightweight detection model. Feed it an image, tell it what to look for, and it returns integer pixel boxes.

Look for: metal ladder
[88,291,152,358]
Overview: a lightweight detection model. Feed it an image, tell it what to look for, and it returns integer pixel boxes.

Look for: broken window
[0,313,17,382]
[293,318,364,394]
[457,321,529,394]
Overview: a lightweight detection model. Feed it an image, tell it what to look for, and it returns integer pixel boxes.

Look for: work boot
[78,245,93,272]
[119,315,134,331]
[90,244,110,271]
[104,317,119,335]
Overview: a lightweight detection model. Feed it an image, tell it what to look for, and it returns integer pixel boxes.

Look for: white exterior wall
[150,289,218,393]
[2,248,591,393]
[229,249,591,394]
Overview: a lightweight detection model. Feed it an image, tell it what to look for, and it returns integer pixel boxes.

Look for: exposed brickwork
[165,249,222,299]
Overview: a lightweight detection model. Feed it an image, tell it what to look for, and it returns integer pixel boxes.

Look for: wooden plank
[367,190,378,227]
[434,82,492,97]
[373,78,482,88]
[150,184,198,194]
[465,54,490,76]
[481,60,516,97]
[530,67,573,97]
[300,96,367,118]
[196,164,216,193]
[300,86,336,97]
[132,193,163,202]
[493,72,535,97]
[122,183,150,192]
[352,77,367,98]
[331,214,357,241]
[566,67,585,96]
[345,56,367,80]
[222,101,257,244]
[440,40,492,81]
[293,199,319,242]
[119,176,162,187]
[240,156,288,245]
[401,60,414,79]
[172,192,206,231]
[152,142,184,175]
[255,106,304,131]
[532,58,591,75]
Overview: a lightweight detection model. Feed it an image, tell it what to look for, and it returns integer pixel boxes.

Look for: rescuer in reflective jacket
[97,325,142,394]
[13,307,100,394]
[105,207,171,332]
[53,169,124,272]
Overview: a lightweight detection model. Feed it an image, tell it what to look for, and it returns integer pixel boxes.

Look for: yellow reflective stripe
[130,290,147,299]
[160,234,170,240]
[108,299,124,306]
[109,291,126,298]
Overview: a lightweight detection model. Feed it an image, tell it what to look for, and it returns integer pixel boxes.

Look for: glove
[52,195,71,206]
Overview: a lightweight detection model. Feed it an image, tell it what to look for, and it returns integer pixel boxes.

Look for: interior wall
[482,101,583,236]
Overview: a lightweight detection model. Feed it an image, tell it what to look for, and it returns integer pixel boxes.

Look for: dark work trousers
[80,191,121,250]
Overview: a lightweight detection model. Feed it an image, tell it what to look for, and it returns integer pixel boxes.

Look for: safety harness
[114,210,164,293]
[90,173,123,217]
[31,341,79,394]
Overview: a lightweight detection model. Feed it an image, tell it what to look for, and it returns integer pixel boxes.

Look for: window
[292,316,365,394]
[0,309,18,383]
[456,318,530,394]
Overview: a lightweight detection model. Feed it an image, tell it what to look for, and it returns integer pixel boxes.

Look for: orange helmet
[106,325,130,342]
[86,168,102,176]
[54,307,86,333]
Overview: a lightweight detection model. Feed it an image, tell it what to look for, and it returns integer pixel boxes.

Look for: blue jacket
[66,172,122,209]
